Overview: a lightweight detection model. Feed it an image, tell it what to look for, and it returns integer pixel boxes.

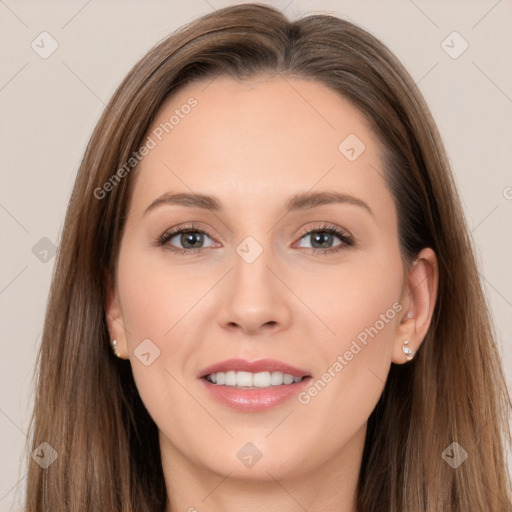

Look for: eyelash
[155,222,354,256]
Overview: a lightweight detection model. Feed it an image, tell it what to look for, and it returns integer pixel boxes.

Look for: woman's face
[107,75,436,487]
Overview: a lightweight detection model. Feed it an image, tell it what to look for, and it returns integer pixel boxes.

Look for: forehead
[130,74,391,218]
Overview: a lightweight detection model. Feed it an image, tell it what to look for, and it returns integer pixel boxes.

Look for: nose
[217,246,292,336]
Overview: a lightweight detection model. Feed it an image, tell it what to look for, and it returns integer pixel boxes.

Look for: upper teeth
[206,371,303,388]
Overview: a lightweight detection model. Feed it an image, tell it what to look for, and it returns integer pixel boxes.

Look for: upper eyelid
[296,223,350,238]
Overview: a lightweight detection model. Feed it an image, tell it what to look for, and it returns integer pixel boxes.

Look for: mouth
[198,358,312,412]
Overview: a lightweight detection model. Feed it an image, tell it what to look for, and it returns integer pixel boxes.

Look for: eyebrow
[143,191,373,217]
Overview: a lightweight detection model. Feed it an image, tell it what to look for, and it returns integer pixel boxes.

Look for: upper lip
[198,358,311,378]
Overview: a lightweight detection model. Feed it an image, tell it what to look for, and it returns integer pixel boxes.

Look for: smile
[205,370,305,388]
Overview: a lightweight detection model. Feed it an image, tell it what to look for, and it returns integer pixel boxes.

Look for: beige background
[1,0,511,509]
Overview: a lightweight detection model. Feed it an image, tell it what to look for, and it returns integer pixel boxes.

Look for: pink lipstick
[198,358,312,412]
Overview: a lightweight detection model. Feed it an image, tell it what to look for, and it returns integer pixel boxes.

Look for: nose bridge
[234,238,272,288]
[217,232,291,333]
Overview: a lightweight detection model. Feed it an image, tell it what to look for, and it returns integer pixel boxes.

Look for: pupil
[312,232,332,248]
[182,232,203,249]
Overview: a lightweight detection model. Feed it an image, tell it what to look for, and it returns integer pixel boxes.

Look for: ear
[105,272,129,359]
[392,247,438,364]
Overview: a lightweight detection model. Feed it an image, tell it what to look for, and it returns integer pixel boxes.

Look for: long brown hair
[23,3,511,510]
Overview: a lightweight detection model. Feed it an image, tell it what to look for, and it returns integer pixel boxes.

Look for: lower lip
[199,377,312,412]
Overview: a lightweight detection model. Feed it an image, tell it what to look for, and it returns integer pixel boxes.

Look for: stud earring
[111,339,122,359]
[402,340,415,361]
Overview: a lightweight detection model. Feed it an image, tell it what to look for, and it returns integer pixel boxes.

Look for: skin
[106,75,438,512]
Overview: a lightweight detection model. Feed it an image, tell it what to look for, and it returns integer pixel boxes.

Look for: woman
[24,3,511,511]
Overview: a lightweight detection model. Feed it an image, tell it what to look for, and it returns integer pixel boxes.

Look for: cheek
[312,245,404,349]
[115,251,205,444]
[115,242,212,395]
[297,245,403,415]
[117,244,204,342]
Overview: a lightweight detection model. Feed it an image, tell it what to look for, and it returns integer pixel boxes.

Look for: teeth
[225,371,237,386]
[271,371,283,386]
[206,371,304,388]
[283,373,294,385]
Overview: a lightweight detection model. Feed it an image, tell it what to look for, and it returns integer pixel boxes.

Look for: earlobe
[105,273,129,360]
[392,248,439,364]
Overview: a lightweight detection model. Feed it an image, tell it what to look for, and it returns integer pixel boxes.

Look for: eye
[295,224,354,254]
[155,222,354,256]
[156,224,217,254]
